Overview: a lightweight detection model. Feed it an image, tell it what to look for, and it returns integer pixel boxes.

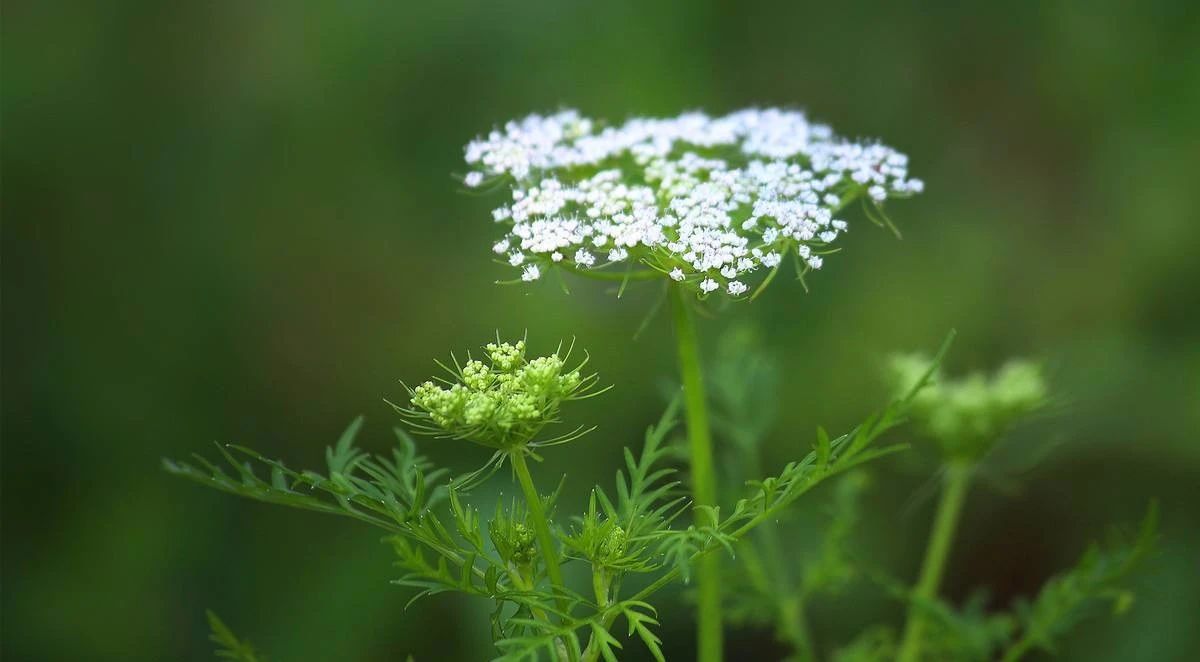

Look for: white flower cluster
[464,109,922,297]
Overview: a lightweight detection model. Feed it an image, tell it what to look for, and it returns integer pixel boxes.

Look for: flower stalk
[510,448,576,662]
[669,283,723,662]
[896,460,973,662]
[510,449,568,598]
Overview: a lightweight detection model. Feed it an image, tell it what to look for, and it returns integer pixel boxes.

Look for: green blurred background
[4,1,1199,660]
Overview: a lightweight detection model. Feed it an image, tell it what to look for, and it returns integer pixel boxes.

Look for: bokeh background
[4,1,1199,660]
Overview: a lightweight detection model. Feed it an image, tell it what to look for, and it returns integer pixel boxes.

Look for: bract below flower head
[397,339,604,450]
[888,355,1048,460]
[463,108,923,299]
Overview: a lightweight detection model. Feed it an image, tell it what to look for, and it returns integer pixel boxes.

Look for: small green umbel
[888,355,1048,461]
[397,337,609,656]
[397,338,605,451]
[889,356,1049,662]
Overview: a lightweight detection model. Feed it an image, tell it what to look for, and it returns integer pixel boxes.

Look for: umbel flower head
[463,108,923,298]
[397,339,605,450]
[888,355,1048,460]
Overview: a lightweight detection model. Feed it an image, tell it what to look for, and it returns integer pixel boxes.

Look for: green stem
[592,567,611,610]
[779,596,815,662]
[505,561,568,661]
[511,450,568,593]
[668,283,723,662]
[896,461,973,662]
[580,567,616,662]
[510,449,576,661]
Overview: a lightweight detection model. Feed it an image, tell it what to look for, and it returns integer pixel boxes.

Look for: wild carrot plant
[169,108,1155,661]
[462,108,922,661]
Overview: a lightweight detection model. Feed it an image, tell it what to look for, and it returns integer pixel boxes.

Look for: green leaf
[622,602,666,662]
[166,418,451,535]
[999,502,1158,661]
[589,622,622,662]
[207,611,265,662]
[815,426,832,470]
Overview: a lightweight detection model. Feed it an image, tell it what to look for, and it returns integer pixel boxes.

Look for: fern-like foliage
[207,611,265,662]
[169,406,689,662]
[831,626,897,662]
[845,502,1159,662]
[165,419,521,616]
[591,397,688,569]
[164,418,448,534]
[920,591,1016,662]
[494,401,686,662]
[171,332,954,662]
[708,324,780,459]
[997,502,1159,661]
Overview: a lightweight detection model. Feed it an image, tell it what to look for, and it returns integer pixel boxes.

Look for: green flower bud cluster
[598,526,627,563]
[564,503,630,569]
[491,517,538,567]
[889,355,1048,460]
[401,340,596,449]
[488,499,544,570]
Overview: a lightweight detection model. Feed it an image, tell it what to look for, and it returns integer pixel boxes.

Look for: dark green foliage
[169,354,933,661]
[169,330,1156,662]
[856,504,1159,662]
[207,611,265,662]
[897,590,1016,662]
[164,418,449,535]
[998,502,1159,661]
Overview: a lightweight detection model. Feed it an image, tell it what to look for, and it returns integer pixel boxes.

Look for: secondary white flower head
[464,108,922,297]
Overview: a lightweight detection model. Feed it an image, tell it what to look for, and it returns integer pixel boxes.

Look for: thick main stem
[896,461,972,662]
[668,284,723,662]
